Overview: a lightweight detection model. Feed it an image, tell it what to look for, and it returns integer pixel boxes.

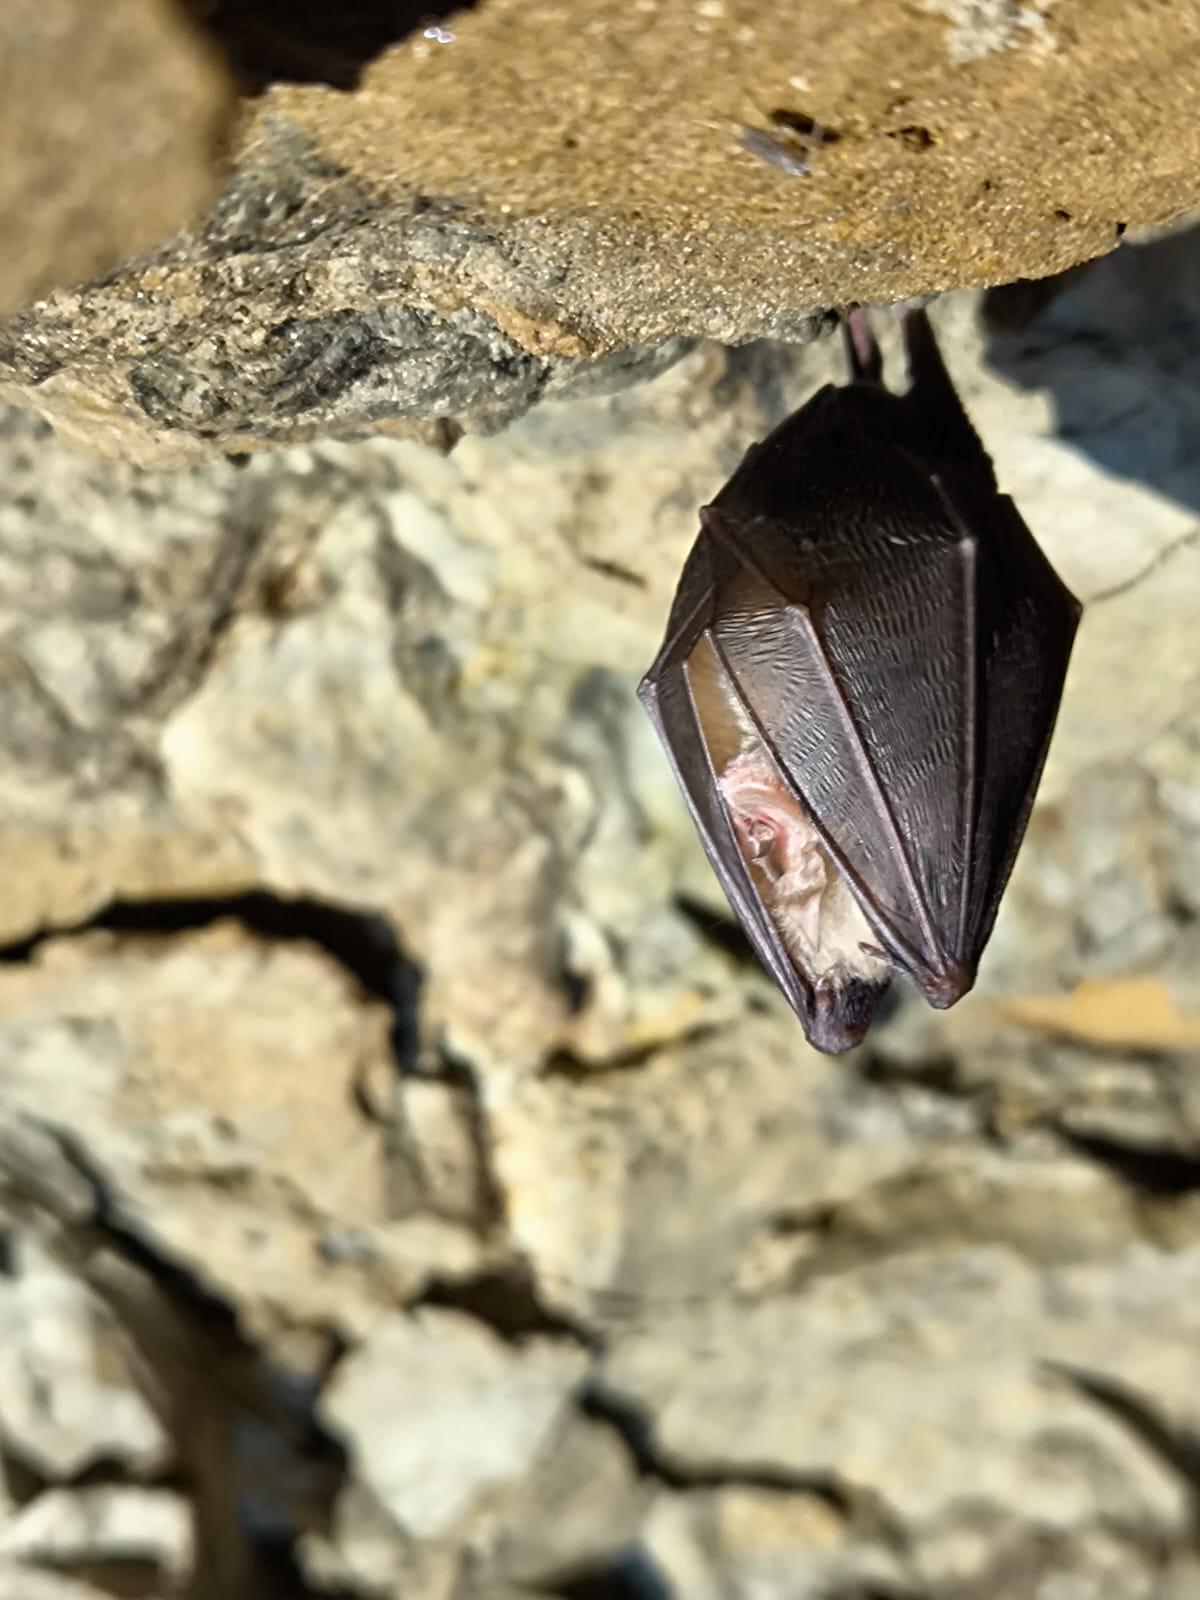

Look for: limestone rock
[0,226,1198,1598]
[602,1245,1200,1593]
[0,1486,191,1593]
[643,1488,907,1599]
[0,923,484,1344]
[319,1309,586,1542]
[308,1309,591,1595]
[0,0,232,318]
[0,1245,168,1480]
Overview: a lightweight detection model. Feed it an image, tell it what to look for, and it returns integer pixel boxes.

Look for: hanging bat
[638,305,1081,1054]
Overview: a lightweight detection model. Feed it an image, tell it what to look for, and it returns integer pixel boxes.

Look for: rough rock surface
[1,229,1200,1598]
[0,0,232,318]
[2,0,1200,460]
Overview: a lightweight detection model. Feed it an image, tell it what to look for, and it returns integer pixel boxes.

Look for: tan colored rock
[0,0,232,318]
[0,1486,191,1592]
[0,924,483,1342]
[603,1244,1200,1592]
[282,0,1197,339]
[644,1488,906,1599]
[3,0,1199,458]
[1001,976,1200,1051]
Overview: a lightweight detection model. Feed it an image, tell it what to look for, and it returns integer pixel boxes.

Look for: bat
[638,305,1081,1054]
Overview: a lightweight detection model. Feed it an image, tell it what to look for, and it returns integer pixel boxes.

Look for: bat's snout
[808,976,891,1055]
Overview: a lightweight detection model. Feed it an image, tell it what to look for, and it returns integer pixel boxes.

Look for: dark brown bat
[638,306,1081,1055]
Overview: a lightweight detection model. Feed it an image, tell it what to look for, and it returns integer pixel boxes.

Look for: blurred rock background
[1,3,1200,1599]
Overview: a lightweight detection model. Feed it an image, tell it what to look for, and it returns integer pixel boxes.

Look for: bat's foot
[842,306,883,384]
[896,301,997,488]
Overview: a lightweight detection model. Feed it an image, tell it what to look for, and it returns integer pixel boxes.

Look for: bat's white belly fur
[718,749,889,986]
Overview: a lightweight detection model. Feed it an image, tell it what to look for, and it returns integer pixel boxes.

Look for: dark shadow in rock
[673,894,760,972]
[982,220,1200,516]
[0,1442,44,1507]
[416,1263,597,1348]
[0,891,425,1073]
[33,1127,352,1600]
[555,1549,675,1600]
[185,0,480,93]
[1056,1125,1200,1197]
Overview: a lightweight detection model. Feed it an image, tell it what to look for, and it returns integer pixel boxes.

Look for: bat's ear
[842,306,883,385]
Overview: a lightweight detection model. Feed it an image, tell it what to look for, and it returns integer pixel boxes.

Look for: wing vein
[707,630,928,979]
[925,473,980,958]
[783,605,948,971]
[956,533,979,956]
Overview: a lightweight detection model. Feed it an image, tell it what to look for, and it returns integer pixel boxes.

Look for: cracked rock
[0,923,484,1349]
[307,1308,590,1594]
[602,1244,1200,1594]
[319,1309,586,1541]
[0,221,1198,1599]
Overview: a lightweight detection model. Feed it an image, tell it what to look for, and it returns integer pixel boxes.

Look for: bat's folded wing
[638,538,819,1026]
[702,461,1079,1008]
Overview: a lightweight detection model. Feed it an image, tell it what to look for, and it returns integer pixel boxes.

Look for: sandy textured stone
[320,1310,586,1539]
[282,0,1196,328]
[0,1246,168,1480]
[643,1488,906,1599]
[603,1245,1199,1592]
[0,0,231,318]
[0,924,483,1343]
[0,1486,191,1590]
[2,1,1199,459]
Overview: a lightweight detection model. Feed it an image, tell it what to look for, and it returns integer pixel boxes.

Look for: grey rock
[318,1309,586,1541]
[602,1245,1199,1593]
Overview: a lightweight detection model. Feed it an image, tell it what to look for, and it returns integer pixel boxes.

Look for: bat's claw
[842,306,883,385]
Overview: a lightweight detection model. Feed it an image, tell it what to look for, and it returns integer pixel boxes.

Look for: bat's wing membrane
[702,395,1078,1007]
[950,481,1080,962]
[638,537,819,1030]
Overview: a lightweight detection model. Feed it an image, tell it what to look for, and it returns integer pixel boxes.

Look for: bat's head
[807,973,892,1055]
